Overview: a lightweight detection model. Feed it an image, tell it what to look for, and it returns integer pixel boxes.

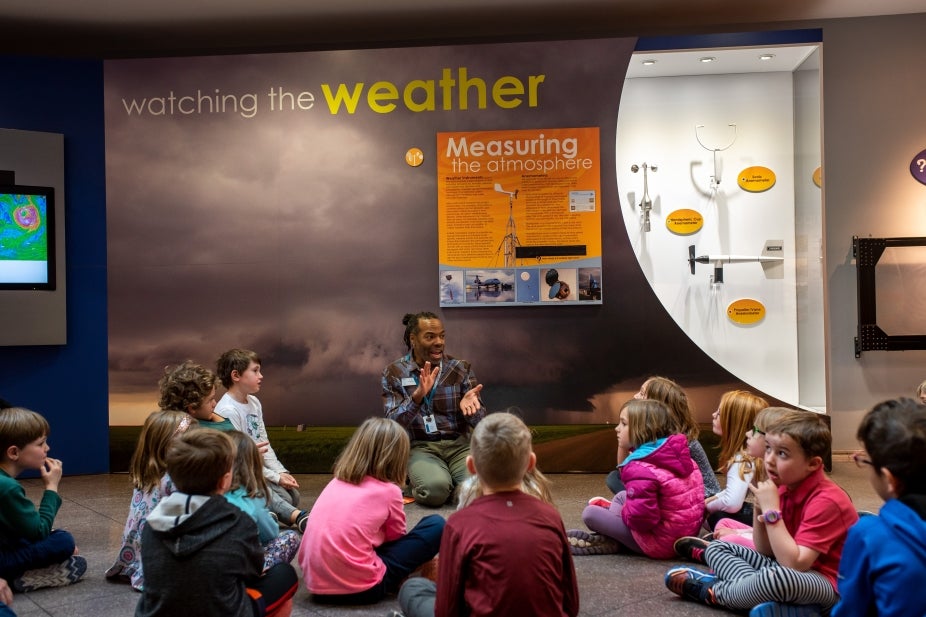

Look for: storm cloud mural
[105,38,751,428]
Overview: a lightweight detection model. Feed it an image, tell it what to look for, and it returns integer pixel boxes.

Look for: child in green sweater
[0,407,86,592]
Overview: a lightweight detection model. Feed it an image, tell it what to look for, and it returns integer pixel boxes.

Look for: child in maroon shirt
[397,413,578,617]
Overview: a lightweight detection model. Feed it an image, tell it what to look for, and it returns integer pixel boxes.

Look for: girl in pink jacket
[570,399,704,558]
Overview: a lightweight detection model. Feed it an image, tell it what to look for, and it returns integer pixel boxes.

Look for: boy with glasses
[832,398,926,617]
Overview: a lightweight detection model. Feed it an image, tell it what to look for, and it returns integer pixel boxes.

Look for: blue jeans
[398,577,437,617]
[311,514,445,605]
[0,529,76,580]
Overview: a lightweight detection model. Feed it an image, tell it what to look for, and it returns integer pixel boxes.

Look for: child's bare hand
[712,527,735,540]
[255,441,270,455]
[278,472,299,489]
[0,578,12,607]
[41,457,63,490]
[748,479,780,513]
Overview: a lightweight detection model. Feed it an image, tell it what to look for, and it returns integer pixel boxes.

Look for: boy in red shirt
[666,410,858,616]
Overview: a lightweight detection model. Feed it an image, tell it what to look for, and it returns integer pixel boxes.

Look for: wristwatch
[760,510,782,525]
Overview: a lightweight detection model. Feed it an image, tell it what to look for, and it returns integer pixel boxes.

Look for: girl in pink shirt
[298,417,444,605]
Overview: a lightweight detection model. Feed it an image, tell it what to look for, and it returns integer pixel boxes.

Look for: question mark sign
[911,150,926,185]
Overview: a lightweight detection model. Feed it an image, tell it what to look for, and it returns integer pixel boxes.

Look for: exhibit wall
[793,54,826,411]
[2,14,926,466]
[104,38,764,429]
[0,56,109,475]
[823,13,926,450]
[616,70,803,406]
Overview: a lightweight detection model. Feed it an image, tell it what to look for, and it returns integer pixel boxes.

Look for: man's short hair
[216,349,261,389]
[766,410,830,460]
[0,407,49,455]
[470,412,532,489]
[166,428,236,495]
[858,398,926,495]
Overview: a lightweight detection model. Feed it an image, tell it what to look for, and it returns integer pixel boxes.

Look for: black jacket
[135,493,262,617]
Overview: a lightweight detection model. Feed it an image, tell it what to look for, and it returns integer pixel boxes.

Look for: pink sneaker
[587,496,612,508]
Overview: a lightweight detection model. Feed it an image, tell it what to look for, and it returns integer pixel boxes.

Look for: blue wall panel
[0,55,109,474]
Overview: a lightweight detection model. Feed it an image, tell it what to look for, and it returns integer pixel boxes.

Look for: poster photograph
[437,127,603,306]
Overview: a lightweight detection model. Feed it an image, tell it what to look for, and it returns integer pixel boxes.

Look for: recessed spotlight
[759,54,776,61]
[699,56,716,63]
[641,59,657,66]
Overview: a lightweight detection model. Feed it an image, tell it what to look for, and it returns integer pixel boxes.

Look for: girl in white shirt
[704,390,768,531]
[709,406,799,548]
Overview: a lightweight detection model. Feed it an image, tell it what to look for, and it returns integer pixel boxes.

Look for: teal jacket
[0,469,61,546]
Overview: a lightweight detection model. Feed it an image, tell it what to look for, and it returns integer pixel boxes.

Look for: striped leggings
[704,541,838,610]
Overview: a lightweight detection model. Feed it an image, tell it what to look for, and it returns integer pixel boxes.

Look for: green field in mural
[109,424,616,473]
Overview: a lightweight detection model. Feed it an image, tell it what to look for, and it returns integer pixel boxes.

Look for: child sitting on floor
[397,412,578,617]
[456,466,553,509]
[225,431,300,572]
[831,398,926,617]
[0,407,86,593]
[704,390,768,529]
[573,398,704,557]
[666,410,858,617]
[106,410,193,590]
[158,361,232,431]
[136,428,298,617]
[607,376,720,499]
[298,417,444,605]
[215,349,308,531]
[675,406,796,563]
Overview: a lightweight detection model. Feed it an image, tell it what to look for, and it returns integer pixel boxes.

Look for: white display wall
[616,67,822,407]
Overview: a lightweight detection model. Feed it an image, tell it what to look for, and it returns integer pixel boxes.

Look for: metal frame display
[853,235,926,356]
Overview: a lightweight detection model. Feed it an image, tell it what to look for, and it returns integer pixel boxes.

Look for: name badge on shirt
[401,377,417,387]
[423,414,439,434]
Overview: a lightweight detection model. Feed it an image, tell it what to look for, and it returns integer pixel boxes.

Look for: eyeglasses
[852,451,873,468]
[751,426,766,437]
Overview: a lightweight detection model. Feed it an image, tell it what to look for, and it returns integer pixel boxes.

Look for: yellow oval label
[727,298,766,325]
[812,166,822,188]
[737,166,776,192]
[665,209,704,235]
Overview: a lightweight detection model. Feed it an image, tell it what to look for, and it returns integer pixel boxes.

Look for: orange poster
[437,127,602,306]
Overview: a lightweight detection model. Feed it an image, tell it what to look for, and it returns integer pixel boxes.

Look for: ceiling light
[698,56,716,63]
[641,59,657,66]
[759,54,776,61]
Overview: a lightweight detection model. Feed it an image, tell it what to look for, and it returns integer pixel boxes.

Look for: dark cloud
[106,39,747,426]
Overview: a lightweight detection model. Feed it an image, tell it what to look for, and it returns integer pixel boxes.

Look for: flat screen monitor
[0,184,55,290]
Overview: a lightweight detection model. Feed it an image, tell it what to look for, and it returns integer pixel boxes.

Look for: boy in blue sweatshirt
[832,398,926,617]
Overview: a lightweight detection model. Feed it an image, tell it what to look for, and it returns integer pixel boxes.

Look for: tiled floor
[10,462,879,617]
